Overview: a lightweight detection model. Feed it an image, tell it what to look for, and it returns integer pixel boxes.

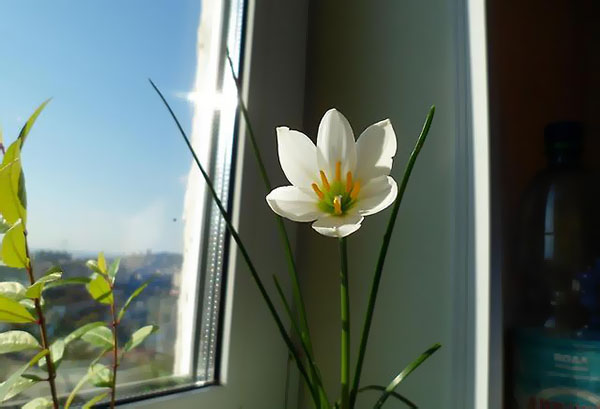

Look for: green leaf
[373,343,441,409]
[0,282,27,301]
[25,270,62,299]
[0,330,40,354]
[357,385,417,408]
[22,397,53,409]
[19,298,36,311]
[0,155,25,225]
[44,276,90,290]
[85,260,104,276]
[64,370,92,409]
[97,252,107,274]
[39,339,64,369]
[117,279,151,322]
[107,257,120,282]
[124,325,158,353]
[81,326,114,349]
[89,363,112,388]
[1,219,28,268]
[17,99,51,146]
[64,321,105,345]
[0,349,48,401]
[20,374,44,382]
[83,391,108,409]
[86,274,113,304]
[0,295,36,323]
[0,377,37,402]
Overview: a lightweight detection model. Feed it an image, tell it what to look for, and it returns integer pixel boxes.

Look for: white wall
[296,0,466,407]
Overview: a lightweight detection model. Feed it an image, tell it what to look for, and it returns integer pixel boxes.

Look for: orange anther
[320,170,330,191]
[350,181,361,199]
[335,161,342,181]
[312,183,324,200]
[346,171,353,193]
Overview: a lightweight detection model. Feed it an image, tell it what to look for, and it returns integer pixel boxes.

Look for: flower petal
[355,119,397,183]
[311,212,364,238]
[277,127,319,188]
[266,186,321,222]
[316,109,357,179]
[357,176,398,216]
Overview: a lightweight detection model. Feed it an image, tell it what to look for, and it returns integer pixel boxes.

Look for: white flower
[266,109,398,238]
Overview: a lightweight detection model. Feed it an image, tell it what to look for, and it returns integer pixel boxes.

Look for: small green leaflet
[0,330,40,354]
[45,276,90,290]
[64,321,105,345]
[83,392,108,408]
[22,397,53,409]
[81,326,114,349]
[25,270,62,299]
[89,363,112,388]
[0,377,37,403]
[0,349,48,401]
[64,369,92,409]
[17,99,51,146]
[124,325,158,353]
[39,339,65,369]
[1,219,28,268]
[97,252,107,274]
[0,295,36,323]
[86,274,113,304]
[107,257,120,282]
[117,280,151,322]
[0,156,25,226]
[0,281,27,301]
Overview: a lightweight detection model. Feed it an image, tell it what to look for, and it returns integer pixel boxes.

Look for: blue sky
[0,1,201,253]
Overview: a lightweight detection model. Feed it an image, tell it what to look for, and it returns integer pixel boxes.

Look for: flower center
[311,161,361,216]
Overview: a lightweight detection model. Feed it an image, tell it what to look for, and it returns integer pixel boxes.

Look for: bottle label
[514,329,600,408]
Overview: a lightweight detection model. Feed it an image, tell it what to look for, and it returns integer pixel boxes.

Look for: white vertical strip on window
[467,0,491,407]
[197,0,245,381]
[174,0,226,377]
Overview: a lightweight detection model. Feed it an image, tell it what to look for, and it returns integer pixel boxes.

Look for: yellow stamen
[346,171,353,193]
[320,170,330,191]
[312,183,324,200]
[335,161,342,181]
[350,181,361,199]
[333,195,343,215]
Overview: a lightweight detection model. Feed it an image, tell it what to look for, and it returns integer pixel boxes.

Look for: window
[0,0,244,406]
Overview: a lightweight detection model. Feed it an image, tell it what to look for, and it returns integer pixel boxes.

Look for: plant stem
[339,238,350,409]
[150,79,321,408]
[24,234,60,409]
[225,51,317,353]
[225,53,327,406]
[109,299,119,409]
[349,106,435,408]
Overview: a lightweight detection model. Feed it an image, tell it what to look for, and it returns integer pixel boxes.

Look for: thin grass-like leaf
[373,344,441,409]
[350,107,435,408]
[149,79,320,408]
[358,385,417,408]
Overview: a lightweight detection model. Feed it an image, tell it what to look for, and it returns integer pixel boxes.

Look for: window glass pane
[0,0,243,406]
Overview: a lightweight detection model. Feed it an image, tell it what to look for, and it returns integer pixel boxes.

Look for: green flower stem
[149,79,320,408]
[340,238,350,409]
[349,106,435,409]
[24,234,60,409]
[226,51,327,406]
